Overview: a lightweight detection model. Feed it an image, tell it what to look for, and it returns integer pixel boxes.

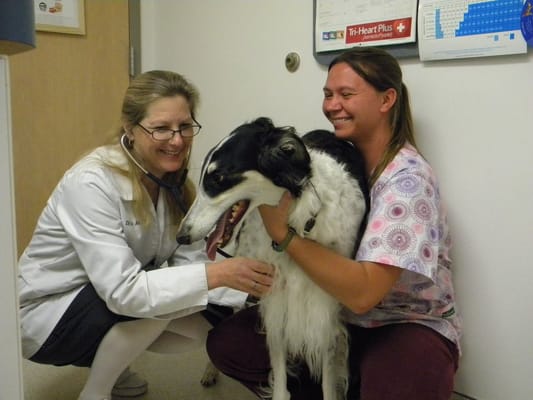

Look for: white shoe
[111,368,148,398]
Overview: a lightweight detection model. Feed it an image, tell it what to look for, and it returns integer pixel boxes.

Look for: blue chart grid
[435,0,523,39]
[456,0,522,36]
[436,9,445,38]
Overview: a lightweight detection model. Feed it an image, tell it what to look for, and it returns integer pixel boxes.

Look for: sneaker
[111,368,148,398]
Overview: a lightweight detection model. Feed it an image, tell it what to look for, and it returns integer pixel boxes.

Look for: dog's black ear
[253,117,275,130]
[258,126,311,197]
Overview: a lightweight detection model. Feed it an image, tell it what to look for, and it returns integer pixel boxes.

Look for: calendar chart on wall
[418,0,527,60]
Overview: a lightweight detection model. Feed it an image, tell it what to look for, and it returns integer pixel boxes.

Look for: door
[9,0,134,253]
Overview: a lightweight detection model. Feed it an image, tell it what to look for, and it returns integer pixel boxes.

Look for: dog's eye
[203,169,245,197]
[214,173,224,183]
[203,171,228,196]
[207,171,224,185]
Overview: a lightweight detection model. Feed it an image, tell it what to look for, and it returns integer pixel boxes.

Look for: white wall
[0,56,24,400]
[141,2,533,399]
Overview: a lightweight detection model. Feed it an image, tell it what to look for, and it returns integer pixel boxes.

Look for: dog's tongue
[206,209,232,260]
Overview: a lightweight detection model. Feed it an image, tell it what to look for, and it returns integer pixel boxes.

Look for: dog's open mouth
[205,200,250,260]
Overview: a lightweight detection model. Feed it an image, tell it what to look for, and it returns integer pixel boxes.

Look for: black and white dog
[177,117,369,400]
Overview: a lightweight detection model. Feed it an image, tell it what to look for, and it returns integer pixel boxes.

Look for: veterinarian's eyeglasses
[137,120,202,141]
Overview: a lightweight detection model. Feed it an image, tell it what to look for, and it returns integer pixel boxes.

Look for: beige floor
[23,347,256,400]
[23,349,467,400]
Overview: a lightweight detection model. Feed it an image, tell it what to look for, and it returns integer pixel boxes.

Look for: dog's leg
[269,346,290,400]
[200,360,219,387]
[321,349,337,400]
[322,331,349,400]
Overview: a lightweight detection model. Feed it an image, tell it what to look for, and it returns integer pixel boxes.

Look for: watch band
[271,226,297,252]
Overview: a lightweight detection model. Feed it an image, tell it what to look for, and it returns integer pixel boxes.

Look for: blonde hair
[105,70,199,227]
[329,47,418,187]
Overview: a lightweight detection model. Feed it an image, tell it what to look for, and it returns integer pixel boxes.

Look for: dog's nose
[176,234,191,245]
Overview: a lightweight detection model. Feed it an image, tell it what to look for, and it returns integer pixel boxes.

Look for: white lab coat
[18,145,246,358]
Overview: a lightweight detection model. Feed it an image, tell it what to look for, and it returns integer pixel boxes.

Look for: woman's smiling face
[322,62,390,144]
[128,95,194,178]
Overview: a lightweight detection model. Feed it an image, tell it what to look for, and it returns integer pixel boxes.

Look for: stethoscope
[120,133,234,297]
[120,133,189,214]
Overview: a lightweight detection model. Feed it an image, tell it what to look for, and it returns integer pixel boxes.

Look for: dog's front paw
[200,361,219,387]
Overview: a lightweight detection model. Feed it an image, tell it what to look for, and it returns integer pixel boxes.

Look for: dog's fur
[177,117,369,400]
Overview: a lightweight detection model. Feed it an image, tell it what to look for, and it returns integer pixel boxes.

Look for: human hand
[207,257,274,298]
[258,191,293,243]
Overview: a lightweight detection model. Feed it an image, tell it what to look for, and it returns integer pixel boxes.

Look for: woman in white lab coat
[18,70,274,400]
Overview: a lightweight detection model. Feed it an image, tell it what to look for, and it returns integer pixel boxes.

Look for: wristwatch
[271,226,297,252]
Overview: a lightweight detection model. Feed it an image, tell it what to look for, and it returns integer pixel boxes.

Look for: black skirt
[29,283,135,367]
[29,283,233,367]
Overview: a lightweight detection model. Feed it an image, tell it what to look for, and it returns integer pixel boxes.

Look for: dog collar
[304,217,316,234]
[302,181,321,236]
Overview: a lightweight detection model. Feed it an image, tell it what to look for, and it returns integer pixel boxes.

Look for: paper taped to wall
[315,0,418,53]
[417,0,527,61]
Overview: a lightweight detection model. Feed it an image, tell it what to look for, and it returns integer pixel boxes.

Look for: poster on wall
[315,0,418,53]
[34,0,86,35]
[417,0,527,61]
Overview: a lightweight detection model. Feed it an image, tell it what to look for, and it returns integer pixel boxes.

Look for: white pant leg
[147,312,213,353]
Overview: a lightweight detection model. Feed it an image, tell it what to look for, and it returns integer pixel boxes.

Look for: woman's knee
[166,312,212,341]
[205,310,247,368]
[206,306,268,372]
[358,324,458,400]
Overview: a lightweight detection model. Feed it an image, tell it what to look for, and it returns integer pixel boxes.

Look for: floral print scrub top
[343,144,462,352]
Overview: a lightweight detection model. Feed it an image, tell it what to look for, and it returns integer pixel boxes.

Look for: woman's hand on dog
[259,191,294,243]
[206,257,274,297]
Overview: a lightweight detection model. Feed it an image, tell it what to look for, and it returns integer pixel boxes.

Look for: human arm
[168,241,273,304]
[54,164,271,319]
[259,192,402,314]
[206,256,273,298]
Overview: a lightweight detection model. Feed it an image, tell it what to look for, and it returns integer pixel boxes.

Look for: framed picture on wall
[34,0,86,35]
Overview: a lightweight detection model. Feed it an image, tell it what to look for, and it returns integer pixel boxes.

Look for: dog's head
[176,117,311,259]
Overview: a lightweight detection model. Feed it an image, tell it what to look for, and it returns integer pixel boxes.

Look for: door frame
[0,56,24,400]
[1,2,141,398]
